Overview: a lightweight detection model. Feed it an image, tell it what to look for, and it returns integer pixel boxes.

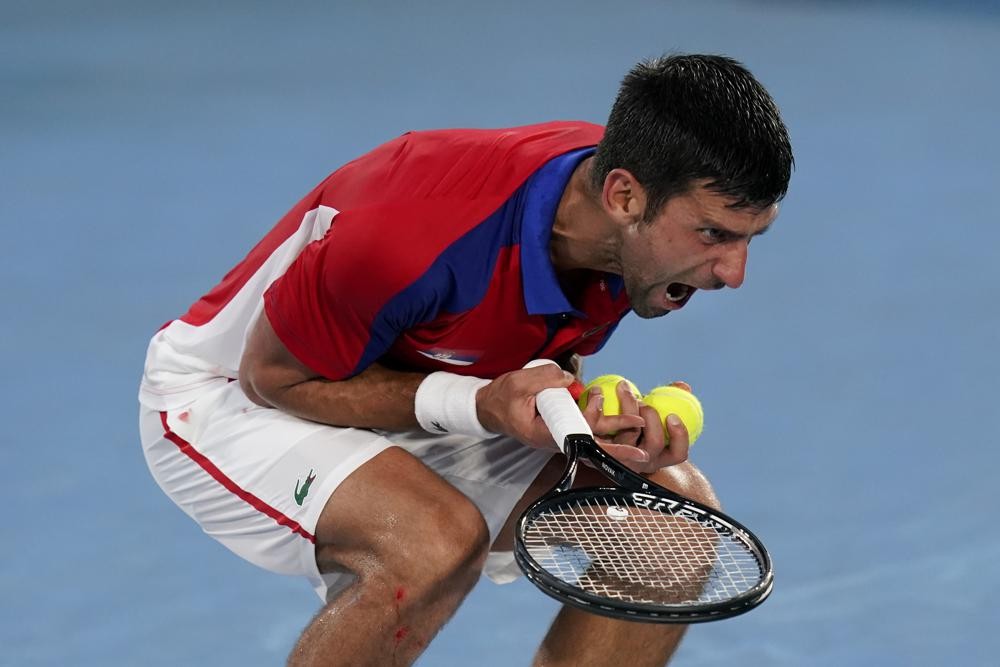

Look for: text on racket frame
[631,492,734,536]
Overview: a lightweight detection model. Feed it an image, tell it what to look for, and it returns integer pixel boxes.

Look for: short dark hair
[592,54,794,216]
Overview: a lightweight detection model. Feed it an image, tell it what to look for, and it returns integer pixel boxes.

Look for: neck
[550,157,621,276]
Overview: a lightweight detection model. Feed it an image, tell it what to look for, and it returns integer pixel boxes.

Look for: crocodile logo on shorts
[294,469,317,506]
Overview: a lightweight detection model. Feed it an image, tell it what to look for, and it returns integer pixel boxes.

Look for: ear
[601,168,647,226]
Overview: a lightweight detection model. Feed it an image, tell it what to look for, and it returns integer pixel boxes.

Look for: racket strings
[522,495,765,606]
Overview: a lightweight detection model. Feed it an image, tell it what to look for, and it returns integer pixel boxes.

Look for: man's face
[619,185,778,319]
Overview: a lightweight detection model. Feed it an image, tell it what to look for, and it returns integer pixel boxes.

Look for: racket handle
[524,359,594,453]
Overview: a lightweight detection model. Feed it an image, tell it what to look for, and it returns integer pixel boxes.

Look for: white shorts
[138,381,554,602]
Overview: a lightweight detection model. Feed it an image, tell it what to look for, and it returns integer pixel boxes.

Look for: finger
[597,441,651,466]
[595,414,645,435]
[580,387,605,433]
[609,380,642,445]
[527,413,560,450]
[611,428,641,447]
[581,388,644,438]
[616,380,641,415]
[653,413,690,468]
[580,386,603,416]
[635,404,667,462]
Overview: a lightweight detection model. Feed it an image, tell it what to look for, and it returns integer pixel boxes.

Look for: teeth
[666,284,689,302]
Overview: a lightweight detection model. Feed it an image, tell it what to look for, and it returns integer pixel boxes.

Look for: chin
[625,285,666,319]
[630,300,670,319]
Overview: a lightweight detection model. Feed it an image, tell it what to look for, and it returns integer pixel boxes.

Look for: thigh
[310,431,556,600]
[140,384,556,601]
[335,430,556,587]
[140,382,397,597]
[377,430,555,544]
[311,446,491,577]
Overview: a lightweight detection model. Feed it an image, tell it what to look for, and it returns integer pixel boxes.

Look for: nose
[713,242,748,289]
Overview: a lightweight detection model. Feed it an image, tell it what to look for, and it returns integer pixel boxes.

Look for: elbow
[238,357,274,408]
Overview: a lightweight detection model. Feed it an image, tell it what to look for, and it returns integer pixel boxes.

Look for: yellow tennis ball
[642,382,704,445]
[577,374,640,416]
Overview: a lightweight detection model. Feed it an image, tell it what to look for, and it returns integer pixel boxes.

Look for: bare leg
[289,447,491,667]
[494,458,721,667]
[533,607,686,667]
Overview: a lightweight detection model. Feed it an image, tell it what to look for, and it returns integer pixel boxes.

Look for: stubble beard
[624,277,669,319]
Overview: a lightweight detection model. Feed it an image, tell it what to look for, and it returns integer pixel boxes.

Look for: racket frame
[514,433,774,623]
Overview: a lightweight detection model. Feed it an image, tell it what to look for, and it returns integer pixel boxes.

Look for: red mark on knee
[392,588,409,652]
[177,411,190,422]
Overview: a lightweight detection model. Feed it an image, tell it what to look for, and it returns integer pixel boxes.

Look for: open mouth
[664,283,696,309]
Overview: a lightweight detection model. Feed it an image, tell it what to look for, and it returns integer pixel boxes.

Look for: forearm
[245,362,427,431]
[239,310,580,438]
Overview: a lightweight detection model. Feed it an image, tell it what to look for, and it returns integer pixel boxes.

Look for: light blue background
[3,1,998,665]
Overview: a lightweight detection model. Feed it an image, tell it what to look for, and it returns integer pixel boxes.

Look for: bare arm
[238,313,608,447]
[239,312,426,431]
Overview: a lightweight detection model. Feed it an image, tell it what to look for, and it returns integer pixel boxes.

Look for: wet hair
[592,54,794,216]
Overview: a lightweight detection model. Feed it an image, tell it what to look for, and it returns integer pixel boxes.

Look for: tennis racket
[514,359,773,623]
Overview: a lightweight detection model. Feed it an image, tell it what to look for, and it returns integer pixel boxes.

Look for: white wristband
[414,372,497,439]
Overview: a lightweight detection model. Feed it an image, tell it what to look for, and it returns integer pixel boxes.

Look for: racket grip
[524,359,594,452]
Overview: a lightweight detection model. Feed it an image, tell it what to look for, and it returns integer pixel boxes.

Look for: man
[139,54,792,666]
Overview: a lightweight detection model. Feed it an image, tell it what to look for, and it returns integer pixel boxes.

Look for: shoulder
[402,121,604,154]
[396,121,605,190]
[321,122,605,209]
[301,122,606,292]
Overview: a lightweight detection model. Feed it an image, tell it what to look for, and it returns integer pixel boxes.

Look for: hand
[578,380,646,445]
[581,380,689,474]
[476,363,577,449]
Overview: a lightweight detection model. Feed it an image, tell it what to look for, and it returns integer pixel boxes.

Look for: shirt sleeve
[259,123,603,379]
[263,202,450,381]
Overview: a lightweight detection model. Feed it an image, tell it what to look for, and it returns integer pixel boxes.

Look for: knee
[411,491,492,578]
[366,486,491,594]
[314,447,491,598]
[649,461,721,511]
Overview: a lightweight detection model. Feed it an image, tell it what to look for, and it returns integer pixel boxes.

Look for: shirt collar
[519,146,596,316]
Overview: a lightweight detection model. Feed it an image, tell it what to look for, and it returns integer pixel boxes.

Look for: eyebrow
[701,217,772,240]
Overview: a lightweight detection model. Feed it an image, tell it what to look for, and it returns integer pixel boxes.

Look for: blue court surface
[3,1,999,665]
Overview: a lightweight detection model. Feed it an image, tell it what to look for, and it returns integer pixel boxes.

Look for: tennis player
[138,54,792,666]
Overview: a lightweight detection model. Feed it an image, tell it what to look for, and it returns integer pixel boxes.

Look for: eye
[699,228,729,243]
